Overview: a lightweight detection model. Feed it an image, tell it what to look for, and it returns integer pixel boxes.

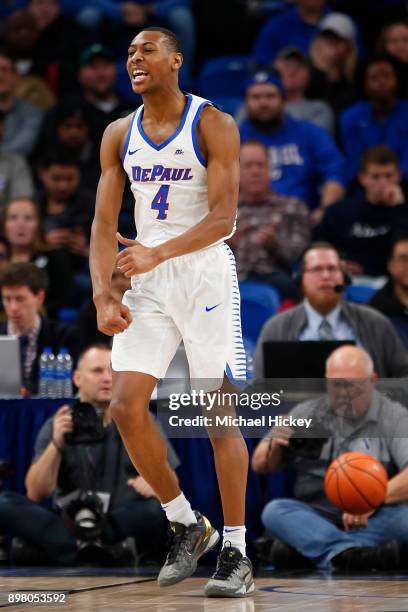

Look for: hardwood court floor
[1,569,408,611]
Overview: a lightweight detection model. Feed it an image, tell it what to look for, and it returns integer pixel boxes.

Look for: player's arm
[90,118,133,335]
[116,108,240,275]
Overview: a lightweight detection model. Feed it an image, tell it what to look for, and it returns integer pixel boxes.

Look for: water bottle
[47,350,57,398]
[38,347,53,398]
[58,347,73,398]
[55,351,65,398]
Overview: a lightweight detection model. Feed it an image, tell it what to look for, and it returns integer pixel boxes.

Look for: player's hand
[342,510,375,531]
[116,232,161,276]
[127,476,156,498]
[52,405,73,449]
[94,294,132,335]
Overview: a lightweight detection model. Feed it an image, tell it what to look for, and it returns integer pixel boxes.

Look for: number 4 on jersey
[151,185,170,220]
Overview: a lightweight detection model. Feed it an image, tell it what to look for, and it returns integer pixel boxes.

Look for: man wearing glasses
[252,345,408,571]
[253,242,408,378]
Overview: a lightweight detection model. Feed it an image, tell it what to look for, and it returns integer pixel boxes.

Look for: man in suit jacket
[254,242,408,379]
[0,261,79,394]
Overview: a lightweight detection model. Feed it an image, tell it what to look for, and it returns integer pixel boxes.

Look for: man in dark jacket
[254,242,408,378]
[0,261,79,394]
[314,145,408,277]
[370,233,408,349]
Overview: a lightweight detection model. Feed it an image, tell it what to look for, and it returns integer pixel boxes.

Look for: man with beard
[253,242,408,378]
[239,72,345,215]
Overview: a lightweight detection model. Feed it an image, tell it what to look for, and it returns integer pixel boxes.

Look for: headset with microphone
[292,242,352,295]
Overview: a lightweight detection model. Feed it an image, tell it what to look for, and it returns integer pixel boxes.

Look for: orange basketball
[324,451,388,514]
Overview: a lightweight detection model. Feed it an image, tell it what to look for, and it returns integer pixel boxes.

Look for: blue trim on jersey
[122,110,138,161]
[191,100,211,168]
[136,93,193,151]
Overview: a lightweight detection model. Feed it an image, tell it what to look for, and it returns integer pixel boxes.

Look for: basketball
[324,451,388,514]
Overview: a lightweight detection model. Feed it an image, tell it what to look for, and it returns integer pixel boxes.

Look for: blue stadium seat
[239,281,280,345]
[197,55,251,98]
[345,284,377,304]
[211,95,243,117]
[58,308,79,324]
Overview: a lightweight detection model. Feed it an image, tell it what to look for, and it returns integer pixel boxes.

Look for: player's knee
[109,397,148,428]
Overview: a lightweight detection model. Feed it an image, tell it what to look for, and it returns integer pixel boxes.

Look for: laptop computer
[263,340,355,379]
[0,336,21,397]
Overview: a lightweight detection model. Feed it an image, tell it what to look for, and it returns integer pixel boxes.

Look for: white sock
[222,525,246,557]
[161,492,197,527]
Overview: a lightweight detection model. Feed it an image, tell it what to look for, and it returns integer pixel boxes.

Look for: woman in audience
[377,21,408,95]
[1,198,74,319]
[309,13,359,116]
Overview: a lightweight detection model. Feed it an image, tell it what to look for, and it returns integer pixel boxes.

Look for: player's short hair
[241,139,269,156]
[141,26,182,54]
[0,262,48,294]
[360,145,400,172]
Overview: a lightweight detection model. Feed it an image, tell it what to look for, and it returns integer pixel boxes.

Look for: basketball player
[90,27,254,597]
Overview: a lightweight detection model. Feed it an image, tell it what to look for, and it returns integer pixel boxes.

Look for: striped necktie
[318,319,335,341]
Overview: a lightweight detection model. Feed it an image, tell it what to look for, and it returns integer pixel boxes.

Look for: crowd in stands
[0,0,408,571]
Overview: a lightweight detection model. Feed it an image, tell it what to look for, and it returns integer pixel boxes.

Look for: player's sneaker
[157,511,220,587]
[204,543,255,598]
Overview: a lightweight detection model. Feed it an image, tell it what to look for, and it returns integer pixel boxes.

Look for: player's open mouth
[132,70,149,84]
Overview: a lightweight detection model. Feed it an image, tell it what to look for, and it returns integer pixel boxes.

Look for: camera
[285,418,330,459]
[65,401,105,445]
[63,491,106,541]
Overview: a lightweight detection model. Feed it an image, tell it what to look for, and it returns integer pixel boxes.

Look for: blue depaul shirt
[252,5,331,65]
[240,115,346,210]
[340,100,408,180]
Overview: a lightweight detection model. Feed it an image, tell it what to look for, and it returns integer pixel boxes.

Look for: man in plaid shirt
[228,140,310,298]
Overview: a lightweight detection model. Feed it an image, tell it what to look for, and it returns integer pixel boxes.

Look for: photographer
[0,344,179,565]
[252,345,408,571]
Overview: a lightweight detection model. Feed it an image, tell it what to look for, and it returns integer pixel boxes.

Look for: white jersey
[122,93,233,248]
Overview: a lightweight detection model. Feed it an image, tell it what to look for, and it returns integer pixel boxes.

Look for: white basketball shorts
[111,242,246,382]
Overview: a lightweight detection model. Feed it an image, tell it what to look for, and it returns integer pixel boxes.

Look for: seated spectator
[0,344,176,565]
[274,47,335,135]
[1,10,56,110]
[252,345,408,571]
[228,141,310,298]
[2,198,74,318]
[36,149,94,300]
[36,104,100,194]
[369,233,408,349]
[377,20,408,64]
[0,262,79,394]
[76,44,133,144]
[313,146,408,277]
[253,242,408,378]
[252,0,331,66]
[377,20,408,97]
[239,72,346,213]
[76,268,130,351]
[26,0,89,96]
[0,50,44,156]
[0,110,34,210]
[308,13,359,116]
[340,56,408,181]
[37,149,92,252]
